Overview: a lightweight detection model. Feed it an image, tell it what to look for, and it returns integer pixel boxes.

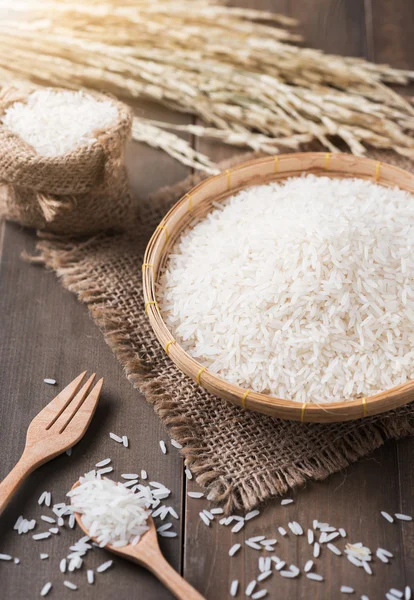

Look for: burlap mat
[33,150,414,513]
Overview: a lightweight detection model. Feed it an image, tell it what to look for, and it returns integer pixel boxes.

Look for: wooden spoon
[71,481,205,600]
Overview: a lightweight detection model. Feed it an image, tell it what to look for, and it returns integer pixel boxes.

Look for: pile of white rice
[68,472,150,548]
[158,175,414,403]
[2,89,118,157]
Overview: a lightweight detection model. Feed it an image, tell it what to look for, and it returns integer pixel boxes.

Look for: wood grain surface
[0,1,413,599]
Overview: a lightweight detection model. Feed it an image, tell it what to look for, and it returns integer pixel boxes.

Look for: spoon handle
[139,544,205,600]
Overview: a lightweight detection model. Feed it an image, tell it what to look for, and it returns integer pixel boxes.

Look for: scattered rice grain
[97,560,113,573]
[159,440,167,454]
[304,560,314,572]
[95,459,111,468]
[395,513,412,522]
[63,581,78,591]
[245,580,257,596]
[381,511,394,523]
[229,543,241,557]
[199,512,210,527]
[33,533,51,541]
[230,580,238,597]
[40,582,52,597]
[245,510,260,521]
[327,543,342,556]
[307,573,324,581]
[231,520,245,534]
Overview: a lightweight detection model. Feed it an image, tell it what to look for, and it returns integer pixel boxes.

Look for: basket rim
[143,151,414,422]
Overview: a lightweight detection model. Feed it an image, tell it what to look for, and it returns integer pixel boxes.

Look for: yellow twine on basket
[301,402,307,422]
[157,224,169,241]
[375,161,381,182]
[187,193,193,212]
[165,339,176,355]
[196,366,207,385]
[142,263,154,272]
[241,389,250,409]
[274,156,279,174]
[226,169,231,190]
[361,397,367,417]
[325,152,330,170]
[145,301,158,314]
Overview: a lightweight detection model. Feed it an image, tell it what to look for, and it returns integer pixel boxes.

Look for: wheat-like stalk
[1,0,414,171]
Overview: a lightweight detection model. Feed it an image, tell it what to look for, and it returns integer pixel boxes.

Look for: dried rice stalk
[132,118,219,174]
[0,0,414,170]
[141,119,314,154]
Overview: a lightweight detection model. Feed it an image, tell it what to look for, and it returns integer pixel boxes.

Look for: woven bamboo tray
[143,152,414,422]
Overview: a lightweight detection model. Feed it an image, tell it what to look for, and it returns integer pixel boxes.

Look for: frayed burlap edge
[31,152,414,513]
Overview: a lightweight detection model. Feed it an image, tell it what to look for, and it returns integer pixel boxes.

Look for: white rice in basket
[157,175,414,403]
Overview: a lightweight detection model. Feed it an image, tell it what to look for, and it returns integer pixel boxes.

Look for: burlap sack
[0,86,133,235]
[33,150,414,513]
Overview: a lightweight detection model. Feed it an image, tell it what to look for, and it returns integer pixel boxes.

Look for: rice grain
[229,544,241,557]
[307,573,324,581]
[230,580,238,597]
[40,582,52,597]
[395,513,412,522]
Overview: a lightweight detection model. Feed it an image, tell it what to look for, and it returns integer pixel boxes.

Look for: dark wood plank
[184,447,409,599]
[0,104,191,599]
[289,0,368,57]
[395,436,414,590]
[0,222,181,599]
[184,1,413,598]
[367,0,414,589]
[366,0,414,68]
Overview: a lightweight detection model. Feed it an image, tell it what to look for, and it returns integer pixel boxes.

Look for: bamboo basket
[143,152,414,422]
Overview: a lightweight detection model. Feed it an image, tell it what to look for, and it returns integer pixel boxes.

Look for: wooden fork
[0,371,103,515]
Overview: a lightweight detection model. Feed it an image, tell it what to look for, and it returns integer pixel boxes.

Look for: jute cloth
[33,150,414,513]
[0,86,133,235]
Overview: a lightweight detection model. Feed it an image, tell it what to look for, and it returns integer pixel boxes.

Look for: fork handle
[0,453,35,516]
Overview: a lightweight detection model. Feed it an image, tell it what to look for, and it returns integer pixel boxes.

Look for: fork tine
[40,371,87,427]
[60,377,103,437]
[51,373,96,432]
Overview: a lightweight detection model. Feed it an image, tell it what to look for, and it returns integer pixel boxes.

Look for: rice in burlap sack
[33,150,414,513]
[0,86,132,235]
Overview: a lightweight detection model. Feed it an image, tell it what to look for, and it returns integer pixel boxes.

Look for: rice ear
[1,2,414,168]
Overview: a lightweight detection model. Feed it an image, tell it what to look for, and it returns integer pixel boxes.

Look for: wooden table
[1,1,413,598]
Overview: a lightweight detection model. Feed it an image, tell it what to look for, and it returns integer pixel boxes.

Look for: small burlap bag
[33,150,414,513]
[0,86,133,235]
